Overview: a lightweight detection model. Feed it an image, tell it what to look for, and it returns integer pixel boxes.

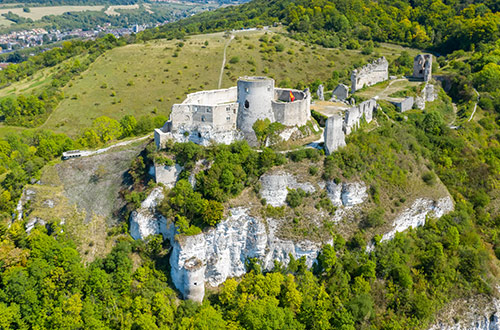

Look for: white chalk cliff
[326,180,368,207]
[381,196,454,242]
[260,171,316,207]
[429,297,500,330]
[130,181,453,303]
[130,188,324,302]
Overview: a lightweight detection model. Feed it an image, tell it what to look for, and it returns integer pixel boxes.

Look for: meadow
[0,5,105,25]
[29,29,420,136]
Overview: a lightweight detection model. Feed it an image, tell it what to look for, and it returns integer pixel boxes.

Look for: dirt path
[468,88,479,122]
[218,34,234,89]
[78,134,151,158]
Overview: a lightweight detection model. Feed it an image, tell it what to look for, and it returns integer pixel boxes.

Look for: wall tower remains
[413,54,432,81]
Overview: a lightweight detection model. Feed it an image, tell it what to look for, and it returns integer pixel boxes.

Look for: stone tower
[413,54,432,82]
[236,76,275,140]
[324,114,346,155]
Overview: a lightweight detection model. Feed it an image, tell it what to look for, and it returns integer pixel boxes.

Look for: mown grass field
[0,5,105,25]
[31,29,421,136]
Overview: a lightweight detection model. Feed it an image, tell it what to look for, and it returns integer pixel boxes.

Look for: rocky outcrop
[260,172,315,207]
[325,181,368,207]
[130,188,325,302]
[170,207,324,302]
[129,187,173,240]
[381,196,454,242]
[154,163,183,187]
[429,296,500,330]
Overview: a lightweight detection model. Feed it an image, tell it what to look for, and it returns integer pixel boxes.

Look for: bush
[286,189,305,208]
[422,171,436,186]
[229,56,240,64]
[361,207,385,228]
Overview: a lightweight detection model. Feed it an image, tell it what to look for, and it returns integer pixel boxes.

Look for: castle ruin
[413,54,432,81]
[351,57,389,93]
[155,76,311,147]
[324,99,378,154]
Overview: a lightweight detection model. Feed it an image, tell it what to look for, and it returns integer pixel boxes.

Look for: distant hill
[0,0,248,5]
[148,0,500,54]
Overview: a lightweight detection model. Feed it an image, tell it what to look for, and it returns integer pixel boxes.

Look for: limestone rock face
[129,187,173,240]
[428,297,500,330]
[424,83,437,102]
[341,182,368,207]
[169,207,324,302]
[381,196,454,242]
[154,163,183,187]
[260,172,316,207]
[325,181,367,207]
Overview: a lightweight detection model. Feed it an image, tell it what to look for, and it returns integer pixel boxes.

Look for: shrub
[422,171,436,186]
[361,207,385,228]
[229,56,240,64]
[286,188,305,208]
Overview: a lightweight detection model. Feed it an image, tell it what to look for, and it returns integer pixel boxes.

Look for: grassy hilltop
[0,29,420,137]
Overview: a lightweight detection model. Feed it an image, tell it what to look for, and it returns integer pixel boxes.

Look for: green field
[0,5,105,25]
[0,123,26,138]
[21,30,419,137]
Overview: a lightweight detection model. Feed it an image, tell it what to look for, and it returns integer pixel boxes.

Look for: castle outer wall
[351,57,389,92]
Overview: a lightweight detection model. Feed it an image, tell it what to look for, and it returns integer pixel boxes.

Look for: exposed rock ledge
[428,296,500,330]
[260,171,316,207]
[130,187,326,302]
[381,196,454,242]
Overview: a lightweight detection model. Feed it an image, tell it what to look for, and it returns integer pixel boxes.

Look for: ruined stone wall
[211,103,238,131]
[324,99,377,154]
[324,114,346,155]
[351,57,389,92]
[182,87,237,105]
[272,88,310,127]
[394,97,414,112]
[413,54,432,81]
[332,83,349,100]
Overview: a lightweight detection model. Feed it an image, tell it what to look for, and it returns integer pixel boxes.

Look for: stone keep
[236,77,275,137]
[332,83,349,101]
[317,84,324,101]
[351,57,389,92]
[413,54,432,82]
[324,114,346,155]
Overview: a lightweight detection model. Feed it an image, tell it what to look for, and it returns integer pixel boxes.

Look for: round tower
[236,77,275,137]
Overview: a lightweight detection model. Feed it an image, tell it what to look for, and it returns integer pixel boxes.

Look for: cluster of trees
[0,130,73,218]
[78,114,166,148]
[145,0,499,53]
[156,141,287,233]
[0,197,491,329]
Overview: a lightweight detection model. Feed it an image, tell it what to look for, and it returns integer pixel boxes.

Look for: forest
[0,0,500,328]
